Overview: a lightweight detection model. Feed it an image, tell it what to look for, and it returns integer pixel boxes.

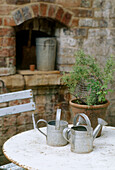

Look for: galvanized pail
[36,37,56,71]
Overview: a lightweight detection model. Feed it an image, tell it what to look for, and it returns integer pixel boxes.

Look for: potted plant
[62,50,115,136]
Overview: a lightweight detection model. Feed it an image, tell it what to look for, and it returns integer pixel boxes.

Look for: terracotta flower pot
[30,64,35,71]
[69,99,110,137]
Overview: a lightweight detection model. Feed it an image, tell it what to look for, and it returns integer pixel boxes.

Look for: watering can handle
[55,109,61,130]
[73,113,91,127]
[36,119,47,137]
[63,127,71,143]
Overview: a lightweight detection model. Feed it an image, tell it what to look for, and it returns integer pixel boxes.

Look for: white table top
[3,126,115,170]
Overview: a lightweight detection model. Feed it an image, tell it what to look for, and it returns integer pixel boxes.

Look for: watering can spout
[93,118,108,140]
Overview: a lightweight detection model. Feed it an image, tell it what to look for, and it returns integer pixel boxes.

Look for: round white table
[3,126,115,170]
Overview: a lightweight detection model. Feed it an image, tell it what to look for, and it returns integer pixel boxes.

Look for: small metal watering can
[36,109,68,146]
[63,113,108,153]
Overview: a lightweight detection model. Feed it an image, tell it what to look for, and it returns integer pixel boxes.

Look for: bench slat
[0,102,35,117]
[0,89,33,103]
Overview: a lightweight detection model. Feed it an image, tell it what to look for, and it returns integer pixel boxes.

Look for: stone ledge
[0,74,24,91]
[24,73,63,87]
[0,72,63,91]
[18,70,60,75]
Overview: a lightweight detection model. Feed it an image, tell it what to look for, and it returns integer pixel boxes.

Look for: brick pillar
[0,27,16,76]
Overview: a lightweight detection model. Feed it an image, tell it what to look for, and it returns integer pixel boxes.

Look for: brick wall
[0,73,72,165]
[0,0,114,74]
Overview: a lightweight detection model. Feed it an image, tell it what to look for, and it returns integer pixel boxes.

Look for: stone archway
[11,3,74,27]
[3,3,75,73]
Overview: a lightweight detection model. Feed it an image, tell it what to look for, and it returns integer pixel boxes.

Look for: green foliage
[62,50,115,105]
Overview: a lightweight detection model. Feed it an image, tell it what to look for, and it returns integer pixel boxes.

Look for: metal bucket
[36,37,56,71]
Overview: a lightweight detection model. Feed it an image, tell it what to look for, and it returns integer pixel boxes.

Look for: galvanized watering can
[63,113,108,153]
[37,109,68,146]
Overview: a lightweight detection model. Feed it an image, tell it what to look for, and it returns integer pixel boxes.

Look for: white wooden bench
[0,89,36,169]
[0,89,35,117]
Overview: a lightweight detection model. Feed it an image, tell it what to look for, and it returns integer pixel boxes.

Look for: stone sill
[17,70,60,75]
[0,71,63,91]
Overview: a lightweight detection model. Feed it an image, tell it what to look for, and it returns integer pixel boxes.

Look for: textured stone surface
[56,0,81,8]
[24,74,62,87]
[0,74,24,90]
[21,6,32,21]
[12,10,24,25]
[72,9,93,17]
[79,18,99,27]
[80,0,92,7]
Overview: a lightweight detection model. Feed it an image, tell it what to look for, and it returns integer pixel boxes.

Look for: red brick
[48,5,56,18]
[3,115,16,127]
[55,7,64,21]
[21,99,30,104]
[9,57,16,66]
[0,5,16,15]
[0,57,6,67]
[0,38,2,46]
[31,4,39,17]
[36,104,45,114]
[57,0,81,8]
[61,12,72,26]
[35,95,46,104]
[17,125,26,133]
[40,3,48,17]
[0,48,16,57]
[9,100,20,106]
[3,126,16,137]
[0,18,2,25]
[0,28,15,37]
[17,113,25,126]
[9,99,29,106]
[0,68,12,75]
[4,17,16,26]
[71,18,79,27]
[72,9,93,17]
[25,112,33,124]
[2,37,16,47]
